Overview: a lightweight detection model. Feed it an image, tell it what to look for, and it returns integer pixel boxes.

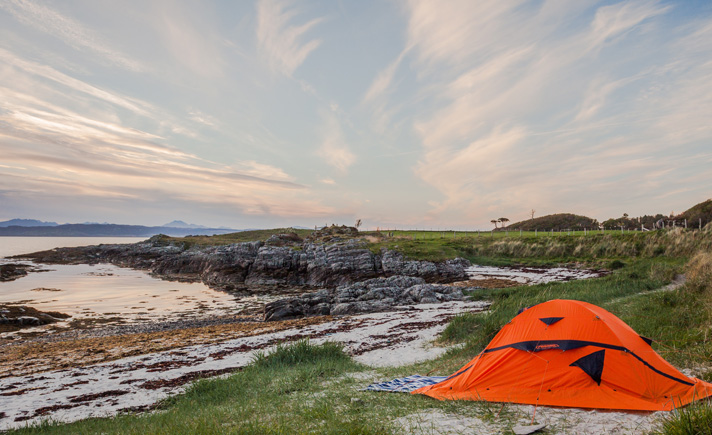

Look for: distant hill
[505,213,599,231]
[0,219,58,227]
[163,220,207,229]
[677,199,712,229]
[0,223,240,237]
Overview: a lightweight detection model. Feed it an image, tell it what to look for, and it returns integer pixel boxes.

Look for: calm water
[0,237,146,258]
[0,237,252,336]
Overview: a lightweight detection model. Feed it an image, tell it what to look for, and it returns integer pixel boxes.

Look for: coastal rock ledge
[19,234,471,293]
[263,275,472,321]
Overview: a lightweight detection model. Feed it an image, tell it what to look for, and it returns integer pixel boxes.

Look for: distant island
[0,219,240,237]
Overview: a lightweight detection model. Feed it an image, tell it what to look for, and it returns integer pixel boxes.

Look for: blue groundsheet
[364,375,447,393]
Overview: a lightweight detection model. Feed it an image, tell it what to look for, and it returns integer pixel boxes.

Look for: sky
[1,0,711,230]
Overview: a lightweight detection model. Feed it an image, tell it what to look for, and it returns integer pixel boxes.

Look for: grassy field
[9,229,712,434]
[157,228,315,247]
[367,227,712,264]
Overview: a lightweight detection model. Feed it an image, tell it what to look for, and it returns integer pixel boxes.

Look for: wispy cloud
[0,48,154,117]
[256,0,324,76]
[363,50,407,104]
[0,42,340,220]
[153,2,226,78]
[318,112,355,173]
[0,0,145,72]
[383,0,704,223]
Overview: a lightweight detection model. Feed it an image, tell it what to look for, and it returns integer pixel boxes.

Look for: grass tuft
[251,339,351,369]
[653,400,712,435]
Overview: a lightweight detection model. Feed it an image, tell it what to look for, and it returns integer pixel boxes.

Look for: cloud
[415,125,527,214]
[573,76,630,122]
[0,0,145,72]
[320,178,336,185]
[379,0,711,224]
[0,49,340,220]
[363,50,407,104]
[588,1,670,49]
[0,48,154,118]
[188,109,219,128]
[153,2,226,78]
[256,0,324,76]
[318,112,355,173]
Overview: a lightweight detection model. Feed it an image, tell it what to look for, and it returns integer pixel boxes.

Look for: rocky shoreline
[0,263,48,282]
[16,230,477,321]
[263,275,472,321]
[0,305,70,334]
[18,234,470,291]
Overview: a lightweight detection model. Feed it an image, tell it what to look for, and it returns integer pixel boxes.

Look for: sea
[0,237,252,336]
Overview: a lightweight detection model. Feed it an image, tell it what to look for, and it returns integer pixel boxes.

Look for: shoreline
[0,300,490,429]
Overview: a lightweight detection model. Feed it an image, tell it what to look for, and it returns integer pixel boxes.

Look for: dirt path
[609,274,686,306]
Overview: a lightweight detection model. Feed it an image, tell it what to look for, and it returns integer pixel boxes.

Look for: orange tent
[414,299,712,411]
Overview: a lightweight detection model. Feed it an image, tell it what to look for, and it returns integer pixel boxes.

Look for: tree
[530,209,536,220]
[355,219,362,229]
[499,217,510,228]
[491,219,498,229]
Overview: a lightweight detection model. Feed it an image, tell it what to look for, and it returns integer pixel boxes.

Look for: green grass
[653,400,712,435]
[434,258,692,369]
[367,228,712,265]
[155,228,314,247]
[151,226,711,267]
[11,341,386,435]
[9,340,522,434]
[9,234,712,434]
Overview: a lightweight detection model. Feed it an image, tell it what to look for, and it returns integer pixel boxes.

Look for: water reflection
[0,261,260,336]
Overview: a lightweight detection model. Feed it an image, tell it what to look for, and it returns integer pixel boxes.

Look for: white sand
[395,407,663,435]
[465,265,603,284]
[0,267,673,434]
[0,300,488,430]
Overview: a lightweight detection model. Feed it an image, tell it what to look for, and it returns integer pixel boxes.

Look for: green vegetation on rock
[505,213,598,231]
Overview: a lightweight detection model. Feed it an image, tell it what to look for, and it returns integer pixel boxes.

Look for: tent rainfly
[414,299,712,411]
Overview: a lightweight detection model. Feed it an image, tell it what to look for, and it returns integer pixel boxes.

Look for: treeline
[505,214,598,231]
[503,199,712,231]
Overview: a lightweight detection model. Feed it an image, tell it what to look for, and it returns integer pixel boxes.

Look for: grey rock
[16,316,41,326]
[22,236,470,301]
[330,303,357,315]
[0,263,31,282]
[264,275,466,321]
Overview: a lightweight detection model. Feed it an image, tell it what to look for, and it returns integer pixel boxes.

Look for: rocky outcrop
[381,251,471,283]
[0,264,30,282]
[0,305,71,333]
[263,275,470,321]
[19,235,470,293]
